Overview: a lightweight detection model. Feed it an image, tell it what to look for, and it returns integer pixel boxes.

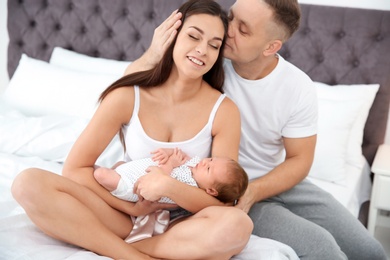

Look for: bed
[1,0,390,259]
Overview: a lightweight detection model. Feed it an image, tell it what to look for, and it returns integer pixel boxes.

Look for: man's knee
[248,205,347,260]
[342,235,387,260]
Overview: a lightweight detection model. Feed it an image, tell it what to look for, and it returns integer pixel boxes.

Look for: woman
[11,0,253,259]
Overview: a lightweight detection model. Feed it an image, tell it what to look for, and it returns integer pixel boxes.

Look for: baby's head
[192,157,248,203]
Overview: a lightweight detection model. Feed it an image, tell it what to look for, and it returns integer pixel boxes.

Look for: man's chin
[223,48,233,59]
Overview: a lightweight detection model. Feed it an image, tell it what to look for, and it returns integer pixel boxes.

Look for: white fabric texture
[223,56,318,180]
[50,47,131,77]
[308,82,380,184]
[0,108,123,166]
[232,235,299,260]
[2,54,118,119]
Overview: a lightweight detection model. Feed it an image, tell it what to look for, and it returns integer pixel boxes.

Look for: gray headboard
[7,0,390,166]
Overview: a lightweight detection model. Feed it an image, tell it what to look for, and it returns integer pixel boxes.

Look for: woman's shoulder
[218,95,240,117]
[103,85,135,102]
[202,81,239,112]
[100,86,135,121]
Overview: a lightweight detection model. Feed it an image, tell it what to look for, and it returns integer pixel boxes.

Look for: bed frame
[7,1,390,175]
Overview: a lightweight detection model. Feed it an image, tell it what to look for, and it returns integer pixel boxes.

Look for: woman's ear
[263,39,282,57]
[206,188,219,197]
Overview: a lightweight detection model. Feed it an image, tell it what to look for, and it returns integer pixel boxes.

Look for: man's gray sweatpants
[249,179,387,260]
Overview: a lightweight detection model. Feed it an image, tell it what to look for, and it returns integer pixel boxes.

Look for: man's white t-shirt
[223,54,318,180]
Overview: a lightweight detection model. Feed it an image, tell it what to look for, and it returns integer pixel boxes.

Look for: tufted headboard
[6,0,390,166]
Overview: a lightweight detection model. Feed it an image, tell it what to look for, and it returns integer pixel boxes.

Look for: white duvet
[0,109,298,260]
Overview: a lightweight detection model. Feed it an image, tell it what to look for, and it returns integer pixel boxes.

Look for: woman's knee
[206,207,253,253]
[12,168,51,209]
[12,168,39,201]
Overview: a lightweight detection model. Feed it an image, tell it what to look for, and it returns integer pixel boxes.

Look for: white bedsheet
[0,109,299,260]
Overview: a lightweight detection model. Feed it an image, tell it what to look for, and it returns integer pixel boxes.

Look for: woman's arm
[135,167,223,212]
[210,97,241,161]
[62,87,164,216]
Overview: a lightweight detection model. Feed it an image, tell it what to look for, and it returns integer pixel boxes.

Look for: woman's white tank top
[122,86,226,161]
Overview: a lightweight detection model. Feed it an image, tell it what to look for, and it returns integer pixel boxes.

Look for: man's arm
[236,135,316,213]
[124,10,182,75]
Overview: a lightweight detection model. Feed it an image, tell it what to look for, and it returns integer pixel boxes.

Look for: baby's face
[192,157,230,189]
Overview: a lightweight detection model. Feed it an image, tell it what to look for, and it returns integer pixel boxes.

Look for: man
[126,0,387,259]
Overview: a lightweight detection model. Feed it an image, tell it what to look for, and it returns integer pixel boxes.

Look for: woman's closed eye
[189,34,199,40]
[209,43,219,50]
[189,34,219,50]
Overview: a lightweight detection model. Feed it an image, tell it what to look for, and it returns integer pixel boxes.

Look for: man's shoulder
[278,54,312,84]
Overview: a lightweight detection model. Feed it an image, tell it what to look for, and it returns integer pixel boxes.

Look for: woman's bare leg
[133,206,253,260]
[11,168,154,260]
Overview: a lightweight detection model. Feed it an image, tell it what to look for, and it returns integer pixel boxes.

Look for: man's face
[224,0,274,65]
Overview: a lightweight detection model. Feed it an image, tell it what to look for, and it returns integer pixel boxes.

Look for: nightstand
[368,144,390,236]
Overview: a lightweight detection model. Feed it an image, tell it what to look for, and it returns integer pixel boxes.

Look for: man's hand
[149,10,182,61]
[235,184,257,213]
[124,10,182,75]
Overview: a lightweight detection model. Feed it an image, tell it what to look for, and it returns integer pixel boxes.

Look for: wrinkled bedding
[0,108,299,260]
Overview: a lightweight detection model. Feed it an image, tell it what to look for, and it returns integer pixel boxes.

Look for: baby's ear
[206,188,218,197]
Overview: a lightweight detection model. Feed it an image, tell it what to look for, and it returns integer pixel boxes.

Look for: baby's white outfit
[112,156,200,203]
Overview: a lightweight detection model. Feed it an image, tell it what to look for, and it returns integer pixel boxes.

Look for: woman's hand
[129,199,177,217]
[134,166,173,201]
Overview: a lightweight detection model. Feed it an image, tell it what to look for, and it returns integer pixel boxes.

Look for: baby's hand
[169,148,188,167]
[151,148,171,165]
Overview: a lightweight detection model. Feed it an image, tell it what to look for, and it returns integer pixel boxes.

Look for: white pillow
[50,47,131,77]
[344,85,379,167]
[309,82,379,184]
[2,54,119,119]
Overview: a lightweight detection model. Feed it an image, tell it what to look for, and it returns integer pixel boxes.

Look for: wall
[0,0,389,143]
